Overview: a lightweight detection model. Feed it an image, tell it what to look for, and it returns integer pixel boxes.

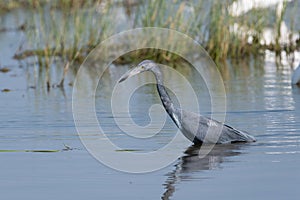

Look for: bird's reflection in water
[161,144,244,200]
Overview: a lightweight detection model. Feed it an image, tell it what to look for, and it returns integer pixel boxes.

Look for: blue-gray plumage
[292,63,300,85]
[119,60,256,144]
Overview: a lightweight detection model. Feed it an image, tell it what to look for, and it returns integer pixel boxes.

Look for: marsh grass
[0,0,41,12]
[4,0,299,88]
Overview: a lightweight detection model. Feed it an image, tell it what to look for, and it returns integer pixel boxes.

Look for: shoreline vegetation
[2,0,299,62]
[1,0,299,88]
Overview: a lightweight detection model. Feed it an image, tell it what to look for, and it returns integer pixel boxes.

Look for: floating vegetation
[0,144,76,153]
[1,88,11,92]
[62,143,75,151]
[0,67,11,73]
[0,149,60,153]
[115,149,141,152]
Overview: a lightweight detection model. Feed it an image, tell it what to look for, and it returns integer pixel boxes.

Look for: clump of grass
[13,0,299,63]
[15,0,114,62]
[11,0,113,89]
[0,0,43,12]
[206,1,231,61]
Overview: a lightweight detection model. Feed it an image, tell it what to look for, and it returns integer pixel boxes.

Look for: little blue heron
[119,60,256,144]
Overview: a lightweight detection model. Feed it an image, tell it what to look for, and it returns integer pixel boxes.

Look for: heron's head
[118,60,157,83]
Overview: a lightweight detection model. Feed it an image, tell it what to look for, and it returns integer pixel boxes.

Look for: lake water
[1,5,300,200]
[1,48,300,200]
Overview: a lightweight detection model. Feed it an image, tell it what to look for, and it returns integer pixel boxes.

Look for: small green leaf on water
[26,150,60,153]
[1,89,11,92]
[0,149,60,153]
[0,67,10,73]
[0,150,20,152]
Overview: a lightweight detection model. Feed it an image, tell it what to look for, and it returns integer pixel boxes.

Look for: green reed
[5,0,299,69]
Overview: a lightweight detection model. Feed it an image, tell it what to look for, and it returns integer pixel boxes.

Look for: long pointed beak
[118,67,141,83]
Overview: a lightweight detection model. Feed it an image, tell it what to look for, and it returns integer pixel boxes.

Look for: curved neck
[150,67,181,128]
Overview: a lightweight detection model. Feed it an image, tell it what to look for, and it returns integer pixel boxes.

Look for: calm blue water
[1,4,300,200]
[1,54,300,199]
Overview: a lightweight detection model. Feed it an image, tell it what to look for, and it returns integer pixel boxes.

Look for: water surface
[1,6,300,200]
[1,55,300,199]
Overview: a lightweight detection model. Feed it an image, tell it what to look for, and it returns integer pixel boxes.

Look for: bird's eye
[141,66,145,69]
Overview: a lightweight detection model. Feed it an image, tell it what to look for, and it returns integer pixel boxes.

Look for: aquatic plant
[2,0,298,88]
[10,0,298,61]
